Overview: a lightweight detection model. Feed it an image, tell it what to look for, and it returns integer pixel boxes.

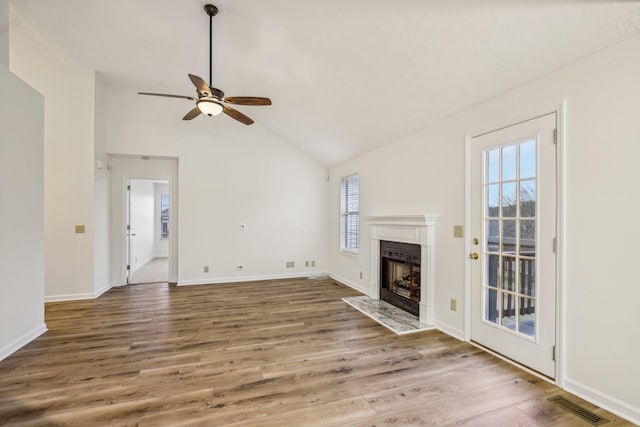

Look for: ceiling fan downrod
[204,4,218,88]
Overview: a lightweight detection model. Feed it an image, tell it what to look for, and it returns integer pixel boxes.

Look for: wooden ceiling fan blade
[223,97,272,106]
[188,74,212,96]
[138,92,195,100]
[182,106,202,121]
[223,106,254,125]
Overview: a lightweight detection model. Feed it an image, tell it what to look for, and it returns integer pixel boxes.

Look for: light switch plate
[453,225,464,238]
[75,225,85,234]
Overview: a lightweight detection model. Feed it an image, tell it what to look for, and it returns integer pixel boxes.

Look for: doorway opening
[126,179,170,284]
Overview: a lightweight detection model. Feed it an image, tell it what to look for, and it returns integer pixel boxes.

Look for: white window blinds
[340,174,360,253]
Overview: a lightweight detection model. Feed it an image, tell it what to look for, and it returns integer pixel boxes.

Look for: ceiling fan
[138,4,271,125]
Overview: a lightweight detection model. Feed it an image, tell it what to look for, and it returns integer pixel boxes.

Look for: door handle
[131,233,137,236]
[469,252,479,260]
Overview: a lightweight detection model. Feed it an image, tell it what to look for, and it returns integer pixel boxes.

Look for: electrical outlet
[204,266,209,273]
[450,299,457,312]
[291,261,295,268]
[75,224,85,234]
[311,260,316,267]
[236,265,243,271]
[305,260,309,267]
[453,225,464,238]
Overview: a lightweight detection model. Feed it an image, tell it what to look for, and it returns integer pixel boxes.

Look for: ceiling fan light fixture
[197,98,224,116]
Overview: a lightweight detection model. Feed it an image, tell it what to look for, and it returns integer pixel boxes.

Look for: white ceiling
[10,0,640,167]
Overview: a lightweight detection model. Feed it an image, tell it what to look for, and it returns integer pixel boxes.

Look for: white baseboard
[328,273,368,295]
[94,282,113,298]
[0,323,47,363]
[177,272,324,287]
[564,377,640,425]
[432,320,465,341]
[46,283,113,302]
[46,292,96,302]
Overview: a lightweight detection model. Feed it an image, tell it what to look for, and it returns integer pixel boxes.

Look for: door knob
[469,252,479,260]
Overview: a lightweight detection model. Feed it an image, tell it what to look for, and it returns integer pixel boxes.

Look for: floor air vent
[548,396,609,425]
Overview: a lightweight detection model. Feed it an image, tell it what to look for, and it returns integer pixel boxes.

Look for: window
[160,194,169,239]
[340,174,360,253]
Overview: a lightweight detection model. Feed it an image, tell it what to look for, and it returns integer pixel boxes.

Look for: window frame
[160,194,169,240]
[340,173,360,254]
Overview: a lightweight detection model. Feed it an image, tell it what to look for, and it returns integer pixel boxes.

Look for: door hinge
[553,237,557,253]
[553,128,558,145]
[126,264,130,271]
[126,224,130,231]
[127,185,131,191]
[552,345,556,361]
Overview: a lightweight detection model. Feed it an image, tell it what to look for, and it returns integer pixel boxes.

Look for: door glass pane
[501,293,516,330]
[502,182,517,217]
[486,220,499,252]
[502,256,516,291]
[485,288,499,324]
[519,259,535,296]
[502,145,516,181]
[518,297,535,337]
[487,149,500,183]
[486,254,499,288]
[520,220,535,255]
[519,139,536,179]
[502,220,516,254]
[487,184,500,217]
[520,180,536,217]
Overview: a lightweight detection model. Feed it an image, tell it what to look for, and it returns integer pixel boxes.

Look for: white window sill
[340,248,359,256]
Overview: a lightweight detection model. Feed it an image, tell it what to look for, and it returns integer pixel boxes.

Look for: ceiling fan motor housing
[204,4,218,17]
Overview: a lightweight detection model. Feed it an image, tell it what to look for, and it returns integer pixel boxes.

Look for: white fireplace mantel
[365,214,439,326]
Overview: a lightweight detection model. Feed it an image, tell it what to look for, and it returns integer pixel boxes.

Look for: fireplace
[366,215,439,326]
[380,240,421,316]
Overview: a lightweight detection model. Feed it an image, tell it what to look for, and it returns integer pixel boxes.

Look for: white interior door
[470,113,557,378]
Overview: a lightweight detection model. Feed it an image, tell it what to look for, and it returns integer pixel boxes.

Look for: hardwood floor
[0,278,631,426]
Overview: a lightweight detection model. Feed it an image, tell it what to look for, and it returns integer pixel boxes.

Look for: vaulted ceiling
[10,0,640,167]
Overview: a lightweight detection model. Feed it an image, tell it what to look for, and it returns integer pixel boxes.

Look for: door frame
[464,100,567,386]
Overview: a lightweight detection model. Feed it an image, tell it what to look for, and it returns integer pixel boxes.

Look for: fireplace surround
[366,215,439,325]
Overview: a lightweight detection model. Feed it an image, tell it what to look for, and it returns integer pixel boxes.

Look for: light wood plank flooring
[0,278,631,426]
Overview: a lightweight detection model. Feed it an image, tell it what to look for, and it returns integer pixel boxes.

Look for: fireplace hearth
[380,240,421,316]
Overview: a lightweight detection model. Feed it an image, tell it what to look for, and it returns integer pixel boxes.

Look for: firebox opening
[380,240,421,316]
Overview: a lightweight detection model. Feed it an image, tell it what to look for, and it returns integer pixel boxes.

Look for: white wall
[129,179,156,271]
[154,182,169,258]
[94,73,111,295]
[106,87,328,285]
[10,7,96,301]
[0,63,46,361]
[110,157,179,285]
[329,34,640,423]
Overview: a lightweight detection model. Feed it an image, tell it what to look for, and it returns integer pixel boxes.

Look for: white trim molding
[0,324,47,363]
[364,214,439,326]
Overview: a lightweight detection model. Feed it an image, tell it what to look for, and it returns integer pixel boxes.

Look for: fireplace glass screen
[380,240,421,316]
